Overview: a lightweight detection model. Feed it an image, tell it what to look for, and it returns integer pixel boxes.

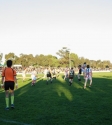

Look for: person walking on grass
[43,68,47,79]
[64,67,69,80]
[46,67,52,84]
[1,60,18,110]
[31,68,37,86]
[68,67,75,86]
[56,68,60,77]
[84,65,92,89]
[51,68,57,79]
[77,65,82,81]
[82,62,87,79]
[22,67,27,82]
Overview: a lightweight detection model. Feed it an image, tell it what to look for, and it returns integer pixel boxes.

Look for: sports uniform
[1,60,17,110]
[68,68,75,86]
[46,68,52,84]
[84,65,92,89]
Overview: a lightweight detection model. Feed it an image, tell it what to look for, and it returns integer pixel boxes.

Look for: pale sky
[0,0,112,63]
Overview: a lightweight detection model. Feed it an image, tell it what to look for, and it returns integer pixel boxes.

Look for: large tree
[2,50,112,69]
[5,53,18,65]
[56,47,70,67]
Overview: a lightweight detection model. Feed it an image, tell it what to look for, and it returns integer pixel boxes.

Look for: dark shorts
[79,69,82,74]
[69,76,74,79]
[47,74,51,77]
[4,81,15,90]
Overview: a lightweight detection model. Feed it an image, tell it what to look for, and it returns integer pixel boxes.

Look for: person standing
[31,68,37,86]
[84,65,92,89]
[22,67,27,82]
[56,68,60,77]
[64,67,69,80]
[1,60,18,110]
[51,68,57,79]
[46,67,52,84]
[43,68,47,79]
[81,62,87,79]
[68,67,75,86]
[77,65,82,81]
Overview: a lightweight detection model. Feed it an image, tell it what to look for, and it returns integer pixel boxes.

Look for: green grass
[0,72,112,125]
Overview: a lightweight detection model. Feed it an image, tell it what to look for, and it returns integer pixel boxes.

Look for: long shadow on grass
[0,75,112,125]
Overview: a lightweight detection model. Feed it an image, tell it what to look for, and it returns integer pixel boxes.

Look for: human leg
[89,77,92,87]
[77,73,81,81]
[10,90,14,108]
[84,78,88,89]
[10,82,15,108]
[5,90,9,109]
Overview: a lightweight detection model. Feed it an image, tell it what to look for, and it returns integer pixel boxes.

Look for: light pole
[68,50,71,69]
[67,44,71,69]
[66,49,71,69]
[62,47,71,68]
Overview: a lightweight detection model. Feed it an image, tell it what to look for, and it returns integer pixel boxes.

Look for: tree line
[0,47,112,69]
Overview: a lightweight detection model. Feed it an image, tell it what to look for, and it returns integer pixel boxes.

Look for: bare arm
[1,77,4,88]
[14,76,18,89]
[1,76,4,84]
[90,69,92,77]
[14,76,17,83]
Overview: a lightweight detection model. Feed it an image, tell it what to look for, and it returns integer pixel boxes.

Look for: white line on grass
[0,118,34,125]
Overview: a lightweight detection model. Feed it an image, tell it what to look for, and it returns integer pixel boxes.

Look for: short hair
[78,65,81,67]
[6,60,13,67]
[87,65,90,68]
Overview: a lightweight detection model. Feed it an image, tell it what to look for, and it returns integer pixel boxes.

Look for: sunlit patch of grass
[55,84,73,101]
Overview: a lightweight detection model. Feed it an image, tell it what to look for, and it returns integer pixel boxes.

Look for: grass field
[0,72,112,125]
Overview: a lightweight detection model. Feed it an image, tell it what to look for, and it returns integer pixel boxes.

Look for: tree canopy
[1,47,112,69]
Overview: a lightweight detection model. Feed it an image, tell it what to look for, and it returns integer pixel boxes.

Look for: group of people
[21,67,60,86]
[64,67,75,86]
[78,62,92,89]
[42,67,60,85]
[0,60,92,110]
[63,62,92,89]
[21,67,37,86]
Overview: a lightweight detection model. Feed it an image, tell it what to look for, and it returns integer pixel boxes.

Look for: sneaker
[84,86,86,89]
[11,104,14,109]
[69,83,72,86]
[5,107,9,110]
[69,81,72,86]
[78,79,81,81]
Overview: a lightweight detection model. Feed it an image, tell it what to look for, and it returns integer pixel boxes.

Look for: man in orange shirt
[1,60,18,110]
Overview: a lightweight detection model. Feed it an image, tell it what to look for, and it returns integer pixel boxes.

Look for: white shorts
[85,76,92,80]
[31,75,37,80]
[22,74,26,77]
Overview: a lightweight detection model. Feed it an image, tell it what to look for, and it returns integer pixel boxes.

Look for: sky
[0,0,112,63]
